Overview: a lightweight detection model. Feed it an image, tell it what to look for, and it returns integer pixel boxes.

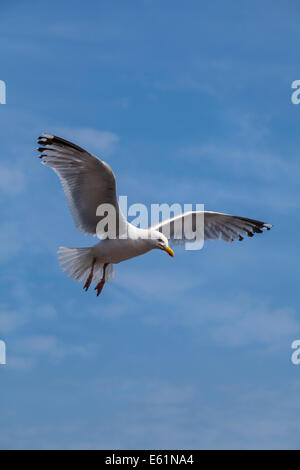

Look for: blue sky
[0,0,300,449]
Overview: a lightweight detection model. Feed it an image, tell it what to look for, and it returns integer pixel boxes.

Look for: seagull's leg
[83,258,96,292]
[94,263,108,297]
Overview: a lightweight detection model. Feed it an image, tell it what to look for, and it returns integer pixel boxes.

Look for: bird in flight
[38,134,272,296]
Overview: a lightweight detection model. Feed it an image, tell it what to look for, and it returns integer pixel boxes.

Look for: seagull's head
[150,231,174,258]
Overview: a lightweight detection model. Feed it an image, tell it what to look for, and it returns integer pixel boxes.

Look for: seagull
[38,133,272,296]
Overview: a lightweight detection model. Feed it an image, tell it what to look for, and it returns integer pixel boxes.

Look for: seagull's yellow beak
[163,245,175,257]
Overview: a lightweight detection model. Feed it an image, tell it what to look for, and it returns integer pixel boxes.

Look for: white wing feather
[152,211,272,244]
[38,133,127,236]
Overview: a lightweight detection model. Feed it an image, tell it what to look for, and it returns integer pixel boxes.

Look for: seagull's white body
[38,133,272,296]
[92,231,155,264]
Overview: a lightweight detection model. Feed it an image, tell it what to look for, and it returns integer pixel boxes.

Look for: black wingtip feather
[46,134,85,152]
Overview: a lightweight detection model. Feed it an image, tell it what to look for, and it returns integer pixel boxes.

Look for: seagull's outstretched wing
[38,133,127,236]
[152,211,272,244]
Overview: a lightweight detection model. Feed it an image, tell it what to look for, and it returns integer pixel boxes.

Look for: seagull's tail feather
[57,246,114,283]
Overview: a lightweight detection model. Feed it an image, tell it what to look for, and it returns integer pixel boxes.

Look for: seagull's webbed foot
[94,263,108,297]
[83,258,96,292]
[83,276,92,291]
[94,279,105,296]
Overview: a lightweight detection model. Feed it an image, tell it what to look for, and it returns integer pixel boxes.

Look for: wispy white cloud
[36,304,57,319]
[0,309,26,334]
[8,355,36,371]
[14,335,97,364]
[178,142,300,184]
[124,284,300,349]
[55,127,119,157]
[95,377,195,406]
[0,165,25,196]
[0,222,22,262]
[208,299,299,347]
[115,267,199,302]
[2,376,299,449]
